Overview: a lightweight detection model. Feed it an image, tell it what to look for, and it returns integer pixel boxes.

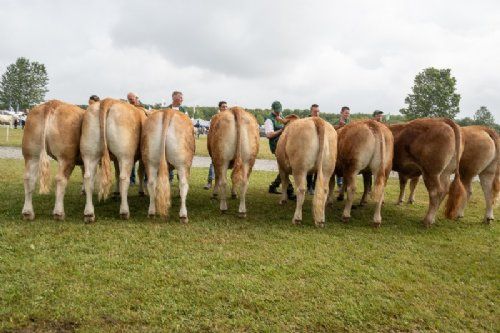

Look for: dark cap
[373,110,384,116]
[271,101,282,113]
[89,95,100,102]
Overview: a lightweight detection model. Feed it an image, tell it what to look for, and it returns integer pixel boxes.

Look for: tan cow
[207,106,260,217]
[399,126,499,223]
[276,117,337,227]
[21,100,85,220]
[80,98,147,222]
[141,108,195,222]
[334,120,394,226]
[390,118,466,227]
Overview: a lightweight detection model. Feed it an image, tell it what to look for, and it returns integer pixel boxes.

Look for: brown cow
[207,107,260,217]
[334,120,394,226]
[399,126,499,223]
[390,118,466,227]
[141,108,195,222]
[22,100,85,220]
[80,98,147,222]
[276,117,337,227]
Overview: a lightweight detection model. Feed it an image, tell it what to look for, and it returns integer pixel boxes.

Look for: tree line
[0,57,498,131]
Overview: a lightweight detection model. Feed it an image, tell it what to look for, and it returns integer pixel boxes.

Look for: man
[167,91,188,182]
[265,101,295,200]
[204,101,228,190]
[335,106,351,199]
[306,104,320,195]
[88,95,100,105]
[373,110,384,122]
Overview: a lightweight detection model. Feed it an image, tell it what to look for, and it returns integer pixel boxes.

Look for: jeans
[336,175,343,187]
[306,174,316,190]
[169,169,174,182]
[207,163,215,182]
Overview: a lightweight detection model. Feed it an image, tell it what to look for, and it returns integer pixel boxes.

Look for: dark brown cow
[399,125,499,223]
[390,118,466,227]
[334,120,394,226]
[22,100,85,220]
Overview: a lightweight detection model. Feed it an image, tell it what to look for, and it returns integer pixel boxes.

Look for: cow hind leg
[422,173,442,227]
[292,171,307,225]
[22,158,39,220]
[397,175,408,205]
[113,160,120,196]
[83,157,99,223]
[146,163,158,217]
[216,162,229,213]
[456,175,473,218]
[408,177,419,204]
[53,160,75,220]
[79,165,85,195]
[342,173,357,223]
[118,158,133,220]
[138,160,146,196]
[237,164,249,218]
[479,170,495,224]
[279,169,289,205]
[177,166,190,223]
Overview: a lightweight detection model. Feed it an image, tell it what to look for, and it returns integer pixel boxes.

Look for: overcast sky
[1,0,499,120]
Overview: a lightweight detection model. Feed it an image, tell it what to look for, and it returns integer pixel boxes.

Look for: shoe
[268,185,282,194]
[288,192,297,201]
[307,188,314,195]
[204,182,212,190]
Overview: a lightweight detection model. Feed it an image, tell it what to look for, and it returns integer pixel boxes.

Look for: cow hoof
[120,212,130,220]
[342,216,350,223]
[292,219,302,225]
[231,193,237,199]
[180,216,189,224]
[220,209,228,214]
[396,201,403,205]
[80,190,86,196]
[53,213,65,221]
[407,200,415,205]
[316,221,325,228]
[22,212,35,221]
[279,200,287,205]
[148,213,156,219]
[238,212,247,219]
[138,191,145,197]
[84,214,95,223]
[422,220,433,228]
[372,222,381,228]
[484,217,493,225]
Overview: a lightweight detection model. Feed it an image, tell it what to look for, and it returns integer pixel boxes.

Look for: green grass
[0,159,498,332]
[0,127,23,147]
[0,129,275,160]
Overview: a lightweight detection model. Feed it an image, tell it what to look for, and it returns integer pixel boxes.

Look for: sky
[0,0,499,120]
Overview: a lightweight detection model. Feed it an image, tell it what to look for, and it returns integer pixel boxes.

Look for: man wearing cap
[264,101,295,200]
[88,95,100,105]
[373,110,384,122]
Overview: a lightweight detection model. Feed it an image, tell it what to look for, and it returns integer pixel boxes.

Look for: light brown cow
[399,126,499,223]
[276,117,337,227]
[334,120,394,226]
[141,108,195,222]
[80,98,147,222]
[207,107,260,217]
[21,100,85,220]
[390,118,466,227]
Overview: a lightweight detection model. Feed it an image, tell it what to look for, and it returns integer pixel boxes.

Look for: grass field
[0,159,498,332]
[0,127,275,160]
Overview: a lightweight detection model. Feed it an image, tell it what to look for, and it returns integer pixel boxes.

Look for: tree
[473,106,495,126]
[400,67,460,120]
[0,57,49,110]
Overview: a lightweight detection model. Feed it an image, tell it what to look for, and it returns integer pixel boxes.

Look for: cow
[398,126,499,224]
[80,98,147,222]
[389,118,466,227]
[333,120,394,226]
[207,106,260,217]
[21,100,85,220]
[141,108,195,222]
[276,116,337,227]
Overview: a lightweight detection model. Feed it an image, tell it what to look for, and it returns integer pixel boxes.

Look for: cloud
[0,0,498,121]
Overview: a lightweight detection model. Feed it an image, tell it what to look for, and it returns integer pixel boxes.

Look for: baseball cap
[271,101,282,113]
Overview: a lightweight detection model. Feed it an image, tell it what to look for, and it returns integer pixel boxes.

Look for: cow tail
[312,118,328,222]
[370,122,387,202]
[98,100,113,201]
[444,119,467,219]
[38,102,55,194]
[231,107,245,193]
[156,109,174,217]
[483,127,500,205]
